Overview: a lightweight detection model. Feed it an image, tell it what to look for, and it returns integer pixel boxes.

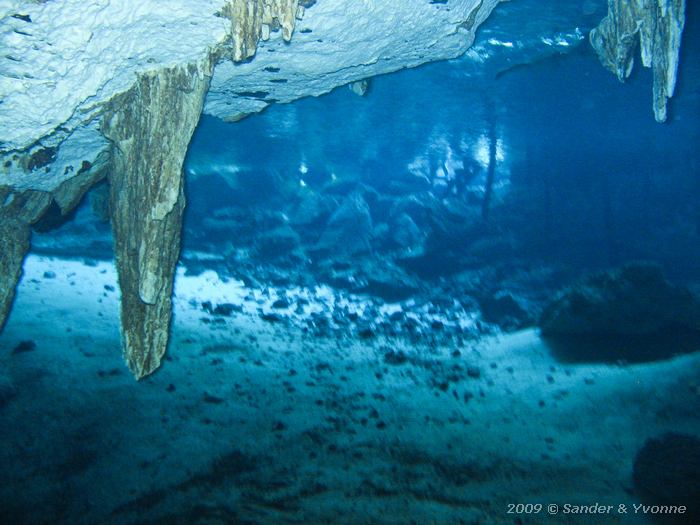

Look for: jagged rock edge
[590,0,686,122]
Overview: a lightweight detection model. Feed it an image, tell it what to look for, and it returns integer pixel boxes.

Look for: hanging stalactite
[590,0,686,122]
[222,0,301,62]
[102,61,212,379]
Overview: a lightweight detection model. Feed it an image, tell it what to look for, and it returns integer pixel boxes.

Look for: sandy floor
[1,255,699,525]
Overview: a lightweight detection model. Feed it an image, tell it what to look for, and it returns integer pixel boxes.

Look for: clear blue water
[185,1,700,282]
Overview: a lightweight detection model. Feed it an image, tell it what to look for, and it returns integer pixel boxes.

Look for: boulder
[385,173,432,195]
[479,291,532,331]
[540,263,700,337]
[317,257,419,302]
[315,193,373,255]
[633,433,700,524]
[372,212,426,253]
[254,225,301,259]
[389,193,438,230]
[389,212,424,251]
[362,271,419,302]
[290,191,337,227]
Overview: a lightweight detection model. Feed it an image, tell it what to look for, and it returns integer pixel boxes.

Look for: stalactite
[590,0,686,122]
[51,152,109,214]
[0,188,52,332]
[102,61,212,379]
[222,0,300,62]
[349,79,370,97]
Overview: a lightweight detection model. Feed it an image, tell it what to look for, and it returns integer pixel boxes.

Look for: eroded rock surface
[223,0,300,61]
[103,61,212,378]
[0,188,51,331]
[590,0,686,122]
[205,0,501,120]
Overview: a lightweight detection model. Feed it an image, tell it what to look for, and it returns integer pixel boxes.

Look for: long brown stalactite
[102,61,213,379]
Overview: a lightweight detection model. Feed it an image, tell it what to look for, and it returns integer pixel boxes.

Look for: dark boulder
[389,193,438,231]
[289,190,336,228]
[261,312,284,323]
[272,298,290,309]
[479,291,532,331]
[12,340,36,354]
[540,263,700,337]
[213,303,242,316]
[315,193,373,256]
[384,349,408,365]
[323,258,420,302]
[388,212,424,251]
[633,433,700,524]
[254,225,301,259]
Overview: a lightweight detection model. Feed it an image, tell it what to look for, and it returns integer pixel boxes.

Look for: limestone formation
[349,79,370,97]
[590,0,686,122]
[0,188,51,332]
[51,152,109,214]
[222,0,300,62]
[102,61,212,379]
[0,151,108,332]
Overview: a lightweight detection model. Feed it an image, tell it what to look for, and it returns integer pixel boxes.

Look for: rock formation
[540,263,700,338]
[0,155,106,331]
[0,188,51,331]
[1,0,689,379]
[1,0,503,378]
[633,433,700,524]
[539,263,700,363]
[590,0,686,122]
[349,79,370,97]
[102,61,212,379]
[222,0,301,61]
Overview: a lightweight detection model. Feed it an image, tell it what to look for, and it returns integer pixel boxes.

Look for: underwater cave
[1,1,699,524]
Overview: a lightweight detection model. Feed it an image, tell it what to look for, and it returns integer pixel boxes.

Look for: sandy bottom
[1,255,699,525]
